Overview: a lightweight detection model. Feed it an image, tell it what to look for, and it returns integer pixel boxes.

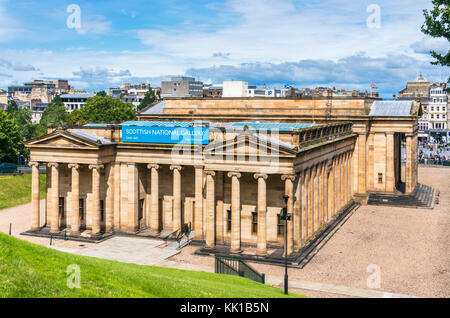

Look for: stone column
[313,164,319,232]
[194,166,204,240]
[205,170,216,249]
[89,164,104,236]
[148,164,160,235]
[334,156,340,212]
[282,174,295,256]
[302,169,309,242]
[318,163,324,227]
[228,172,242,253]
[342,153,347,206]
[105,164,114,232]
[48,163,60,234]
[308,166,315,236]
[294,172,301,251]
[30,162,40,231]
[339,155,344,210]
[170,165,183,232]
[357,133,367,195]
[321,162,327,226]
[68,164,80,235]
[405,134,414,194]
[127,163,139,233]
[326,161,333,221]
[254,174,268,256]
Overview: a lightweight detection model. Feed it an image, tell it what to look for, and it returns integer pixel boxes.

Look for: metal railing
[214,255,265,284]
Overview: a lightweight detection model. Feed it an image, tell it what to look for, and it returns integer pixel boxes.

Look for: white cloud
[410,36,449,55]
[135,0,434,67]
[75,15,111,35]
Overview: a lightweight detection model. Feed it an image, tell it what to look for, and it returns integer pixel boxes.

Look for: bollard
[64,230,67,241]
[9,223,11,235]
[50,234,53,246]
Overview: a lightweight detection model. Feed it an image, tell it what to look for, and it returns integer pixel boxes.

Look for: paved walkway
[51,236,181,266]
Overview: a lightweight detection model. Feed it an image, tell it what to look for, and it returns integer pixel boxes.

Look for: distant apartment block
[203,84,223,98]
[60,93,95,112]
[398,74,449,142]
[108,83,160,108]
[161,76,203,98]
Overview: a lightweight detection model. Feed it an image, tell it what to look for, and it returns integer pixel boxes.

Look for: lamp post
[281,194,291,294]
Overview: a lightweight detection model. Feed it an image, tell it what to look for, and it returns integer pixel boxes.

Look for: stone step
[368,184,435,209]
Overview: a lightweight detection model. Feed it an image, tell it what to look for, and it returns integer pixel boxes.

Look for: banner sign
[122,126,209,145]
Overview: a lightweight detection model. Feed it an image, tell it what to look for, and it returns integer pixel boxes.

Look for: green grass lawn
[0,174,46,210]
[0,233,304,298]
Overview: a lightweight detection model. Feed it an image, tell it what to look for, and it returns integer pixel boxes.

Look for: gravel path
[170,166,450,298]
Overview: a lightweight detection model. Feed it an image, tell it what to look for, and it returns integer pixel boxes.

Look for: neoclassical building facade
[26,98,420,256]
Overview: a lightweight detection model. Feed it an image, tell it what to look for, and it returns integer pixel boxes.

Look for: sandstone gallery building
[26,97,421,258]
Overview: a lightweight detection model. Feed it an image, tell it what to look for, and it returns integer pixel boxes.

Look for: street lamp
[280,194,291,295]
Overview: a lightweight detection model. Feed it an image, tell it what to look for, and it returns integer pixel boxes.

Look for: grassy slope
[0,174,46,210]
[0,233,304,298]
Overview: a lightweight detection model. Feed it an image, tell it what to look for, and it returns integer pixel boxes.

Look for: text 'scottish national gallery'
[26,97,421,258]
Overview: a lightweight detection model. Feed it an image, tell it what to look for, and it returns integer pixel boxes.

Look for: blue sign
[122,126,209,145]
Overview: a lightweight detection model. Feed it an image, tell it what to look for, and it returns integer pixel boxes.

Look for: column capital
[194,165,204,170]
[281,174,295,182]
[227,172,241,179]
[147,164,160,170]
[47,162,59,168]
[205,170,216,177]
[29,161,39,167]
[170,165,183,171]
[254,173,268,180]
[68,163,80,170]
[89,164,104,171]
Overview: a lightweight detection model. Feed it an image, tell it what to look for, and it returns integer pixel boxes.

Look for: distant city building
[203,84,223,98]
[222,81,249,97]
[398,74,449,143]
[31,102,48,123]
[161,76,203,98]
[60,93,95,112]
[0,89,7,110]
[108,83,159,108]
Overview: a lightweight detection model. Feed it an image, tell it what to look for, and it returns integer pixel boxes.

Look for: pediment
[27,130,100,148]
[205,133,297,157]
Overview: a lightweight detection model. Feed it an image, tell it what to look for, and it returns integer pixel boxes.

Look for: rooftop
[369,100,414,117]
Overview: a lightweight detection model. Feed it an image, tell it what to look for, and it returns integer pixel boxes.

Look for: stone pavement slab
[52,236,180,266]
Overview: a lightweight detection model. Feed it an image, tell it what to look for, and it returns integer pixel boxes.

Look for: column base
[149,229,160,236]
[30,227,40,232]
[256,249,267,257]
[353,193,369,205]
[230,247,242,254]
[50,228,60,234]
[70,230,80,236]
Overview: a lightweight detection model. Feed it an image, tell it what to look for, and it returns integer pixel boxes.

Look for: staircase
[165,223,195,250]
[367,184,438,209]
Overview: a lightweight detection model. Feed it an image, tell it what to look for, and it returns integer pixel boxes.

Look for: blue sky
[0,0,448,98]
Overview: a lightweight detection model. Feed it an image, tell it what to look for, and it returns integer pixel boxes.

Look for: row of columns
[296,151,352,252]
[204,171,295,256]
[30,162,104,236]
[30,155,352,255]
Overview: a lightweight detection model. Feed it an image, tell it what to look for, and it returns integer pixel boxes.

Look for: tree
[421,1,450,87]
[0,109,22,163]
[137,88,156,111]
[69,94,136,124]
[96,90,107,97]
[6,100,19,114]
[40,95,68,126]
